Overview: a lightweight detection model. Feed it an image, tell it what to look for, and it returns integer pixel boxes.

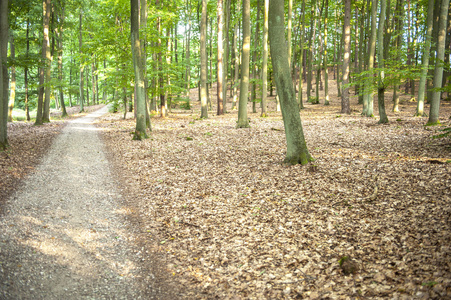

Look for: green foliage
[432,127,451,139]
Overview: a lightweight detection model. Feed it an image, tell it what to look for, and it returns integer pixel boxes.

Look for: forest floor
[0,83,450,298]
[99,86,451,299]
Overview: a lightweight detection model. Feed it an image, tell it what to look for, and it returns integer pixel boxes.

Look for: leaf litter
[98,97,451,299]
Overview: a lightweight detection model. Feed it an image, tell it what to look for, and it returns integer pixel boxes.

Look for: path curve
[0,106,148,299]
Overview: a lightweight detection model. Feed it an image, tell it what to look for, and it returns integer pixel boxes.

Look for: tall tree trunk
[268,0,313,165]
[7,31,15,122]
[261,0,269,116]
[78,8,84,113]
[217,0,224,115]
[416,0,435,116]
[323,0,329,106]
[377,0,388,123]
[341,0,351,114]
[392,0,403,112]
[222,0,230,112]
[251,0,261,114]
[0,0,8,149]
[25,18,30,121]
[35,0,51,124]
[287,0,292,67]
[200,0,208,118]
[306,3,316,103]
[42,0,52,123]
[427,0,450,125]
[362,0,377,117]
[297,0,306,109]
[237,0,250,128]
[131,0,148,139]
[232,13,239,110]
[427,1,441,103]
[56,7,67,118]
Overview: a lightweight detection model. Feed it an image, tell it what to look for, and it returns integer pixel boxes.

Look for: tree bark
[7,30,15,122]
[268,0,313,165]
[297,0,306,109]
[261,0,269,116]
[362,0,377,117]
[131,0,148,139]
[341,0,351,114]
[0,0,8,149]
[200,0,208,118]
[427,0,450,125]
[217,0,224,115]
[237,0,250,128]
[377,0,388,123]
[416,0,435,116]
[78,8,84,113]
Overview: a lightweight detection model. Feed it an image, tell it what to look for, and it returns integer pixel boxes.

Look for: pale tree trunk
[287,0,292,67]
[427,1,441,103]
[78,9,84,113]
[268,0,313,165]
[232,14,239,110]
[200,0,208,118]
[362,0,377,117]
[297,0,305,109]
[237,0,250,128]
[377,0,388,123]
[217,0,224,115]
[427,0,450,125]
[35,0,51,124]
[140,0,150,128]
[42,0,52,123]
[306,3,316,103]
[341,0,351,114]
[25,19,30,121]
[0,0,8,149]
[55,1,67,117]
[261,0,269,116]
[184,0,191,99]
[323,0,329,106]
[357,3,365,104]
[251,0,261,114]
[222,0,230,112]
[416,0,435,116]
[392,0,402,111]
[7,30,15,122]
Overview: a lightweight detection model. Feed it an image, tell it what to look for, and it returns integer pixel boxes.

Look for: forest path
[0,106,149,299]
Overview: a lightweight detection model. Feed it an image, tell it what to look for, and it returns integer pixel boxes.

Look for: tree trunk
[377,0,388,123]
[427,0,450,125]
[131,0,148,139]
[56,11,67,117]
[268,0,313,165]
[261,0,269,116]
[222,0,230,113]
[217,0,224,115]
[7,30,15,122]
[42,0,52,123]
[200,0,208,118]
[251,0,261,114]
[362,0,377,117]
[323,0,329,106]
[297,0,306,109]
[78,8,84,113]
[237,0,250,128]
[0,0,8,149]
[341,0,351,114]
[25,19,30,121]
[232,16,239,110]
[416,0,435,116]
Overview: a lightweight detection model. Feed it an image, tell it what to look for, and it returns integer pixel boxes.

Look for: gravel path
[0,107,148,299]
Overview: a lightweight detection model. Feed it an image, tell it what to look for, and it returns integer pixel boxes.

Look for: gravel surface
[0,107,149,299]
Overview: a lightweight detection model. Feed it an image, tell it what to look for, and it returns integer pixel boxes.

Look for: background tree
[0,0,8,149]
[341,0,351,114]
[237,0,250,128]
[427,0,450,125]
[200,0,208,118]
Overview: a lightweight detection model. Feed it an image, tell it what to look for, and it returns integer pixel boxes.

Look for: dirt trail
[0,107,149,299]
